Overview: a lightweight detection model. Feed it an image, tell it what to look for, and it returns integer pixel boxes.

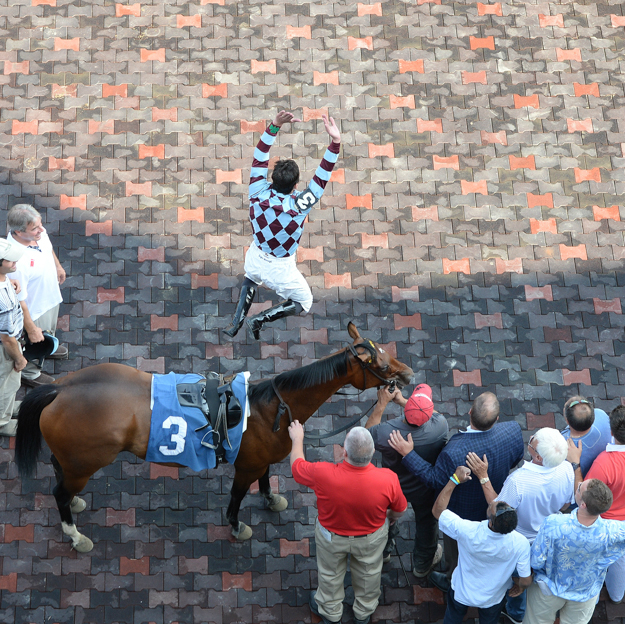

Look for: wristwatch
[570,462,580,471]
[480,477,490,485]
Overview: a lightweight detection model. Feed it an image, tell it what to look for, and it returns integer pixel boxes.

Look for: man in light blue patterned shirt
[523,479,625,624]
[224,110,341,340]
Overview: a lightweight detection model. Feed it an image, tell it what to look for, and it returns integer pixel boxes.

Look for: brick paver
[0,0,623,621]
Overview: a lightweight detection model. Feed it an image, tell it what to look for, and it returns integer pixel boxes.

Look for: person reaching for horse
[366,383,448,578]
[289,421,406,624]
[224,109,341,340]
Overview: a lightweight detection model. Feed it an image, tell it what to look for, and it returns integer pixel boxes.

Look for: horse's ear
[347,322,360,341]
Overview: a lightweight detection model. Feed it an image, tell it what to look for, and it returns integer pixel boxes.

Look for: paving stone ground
[0,0,623,621]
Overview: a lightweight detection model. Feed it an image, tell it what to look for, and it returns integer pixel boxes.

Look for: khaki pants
[21,304,59,381]
[0,344,20,426]
[315,520,388,622]
[522,582,597,624]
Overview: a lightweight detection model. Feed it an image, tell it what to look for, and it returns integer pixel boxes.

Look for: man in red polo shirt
[289,421,407,624]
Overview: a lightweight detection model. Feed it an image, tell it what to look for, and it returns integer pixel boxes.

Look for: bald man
[389,392,524,590]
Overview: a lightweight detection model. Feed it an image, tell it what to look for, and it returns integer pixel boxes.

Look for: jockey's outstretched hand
[273,110,302,127]
[322,114,341,143]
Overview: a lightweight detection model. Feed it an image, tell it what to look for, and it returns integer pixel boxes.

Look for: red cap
[404,384,434,426]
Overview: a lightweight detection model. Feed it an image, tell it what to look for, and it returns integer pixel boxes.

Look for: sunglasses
[568,399,591,408]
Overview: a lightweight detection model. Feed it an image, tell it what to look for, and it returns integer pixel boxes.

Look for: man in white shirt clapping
[430,464,532,624]
[466,427,575,623]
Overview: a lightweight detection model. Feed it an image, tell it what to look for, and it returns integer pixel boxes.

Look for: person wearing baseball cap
[0,238,29,435]
[366,382,449,578]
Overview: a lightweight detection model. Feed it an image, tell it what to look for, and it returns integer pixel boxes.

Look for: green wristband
[268,123,280,134]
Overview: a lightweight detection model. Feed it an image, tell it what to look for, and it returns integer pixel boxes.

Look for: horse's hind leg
[258,466,287,512]
[50,455,93,553]
[226,474,253,541]
[51,455,86,513]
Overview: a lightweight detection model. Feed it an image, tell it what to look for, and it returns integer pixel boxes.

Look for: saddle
[176,372,243,464]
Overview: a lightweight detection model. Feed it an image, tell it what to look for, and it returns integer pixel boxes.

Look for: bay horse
[15,322,413,552]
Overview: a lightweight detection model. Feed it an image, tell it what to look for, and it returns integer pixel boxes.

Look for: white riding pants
[244,243,312,312]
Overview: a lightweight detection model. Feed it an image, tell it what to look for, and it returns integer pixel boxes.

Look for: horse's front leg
[258,466,288,512]
[51,455,93,553]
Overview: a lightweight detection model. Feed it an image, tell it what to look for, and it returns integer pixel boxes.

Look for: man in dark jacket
[366,383,448,577]
[388,391,524,590]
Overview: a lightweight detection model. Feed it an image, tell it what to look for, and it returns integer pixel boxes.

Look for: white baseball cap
[0,238,26,262]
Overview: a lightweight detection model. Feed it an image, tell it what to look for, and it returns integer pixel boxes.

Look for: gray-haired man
[7,205,67,386]
[289,422,407,624]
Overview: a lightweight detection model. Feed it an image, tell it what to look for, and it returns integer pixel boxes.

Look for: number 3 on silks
[296,191,316,212]
[159,416,187,456]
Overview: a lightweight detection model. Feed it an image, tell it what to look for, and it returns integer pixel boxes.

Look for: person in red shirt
[586,404,625,603]
[289,421,407,624]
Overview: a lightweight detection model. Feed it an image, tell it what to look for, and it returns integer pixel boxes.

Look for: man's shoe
[48,344,68,359]
[309,590,340,624]
[21,373,55,388]
[428,571,450,593]
[0,420,18,437]
[353,615,371,624]
[413,543,443,578]
[501,611,523,624]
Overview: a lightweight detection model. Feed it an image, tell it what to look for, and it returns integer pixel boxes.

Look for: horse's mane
[248,349,349,406]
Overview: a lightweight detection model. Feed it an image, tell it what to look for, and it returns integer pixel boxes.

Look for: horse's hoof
[72,534,93,553]
[70,497,86,513]
[267,494,288,512]
[232,522,252,541]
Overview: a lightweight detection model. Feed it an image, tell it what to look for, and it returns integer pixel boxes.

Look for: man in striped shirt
[0,238,27,436]
[224,110,341,340]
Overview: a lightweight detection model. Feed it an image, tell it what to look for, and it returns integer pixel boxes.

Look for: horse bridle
[271,340,394,435]
[347,340,395,391]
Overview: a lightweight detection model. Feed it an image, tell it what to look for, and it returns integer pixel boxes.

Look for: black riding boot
[246,299,302,340]
[223,279,257,337]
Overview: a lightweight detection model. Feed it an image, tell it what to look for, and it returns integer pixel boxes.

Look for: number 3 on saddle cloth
[145,372,250,471]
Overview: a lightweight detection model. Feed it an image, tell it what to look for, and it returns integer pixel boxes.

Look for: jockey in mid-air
[224,109,341,340]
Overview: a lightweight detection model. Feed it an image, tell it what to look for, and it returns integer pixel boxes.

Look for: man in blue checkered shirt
[388,391,524,592]
[224,110,341,340]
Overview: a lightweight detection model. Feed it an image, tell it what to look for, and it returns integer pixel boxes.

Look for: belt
[325,526,384,538]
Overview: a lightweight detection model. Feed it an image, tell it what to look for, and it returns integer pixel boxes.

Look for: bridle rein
[270,340,394,437]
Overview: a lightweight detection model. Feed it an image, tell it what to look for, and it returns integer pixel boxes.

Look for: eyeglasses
[495,505,515,517]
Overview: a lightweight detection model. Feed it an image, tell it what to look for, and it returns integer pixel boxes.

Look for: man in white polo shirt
[431,464,532,624]
[467,427,575,623]
[7,204,67,387]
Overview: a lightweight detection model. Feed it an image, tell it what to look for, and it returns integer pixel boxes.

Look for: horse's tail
[15,384,61,479]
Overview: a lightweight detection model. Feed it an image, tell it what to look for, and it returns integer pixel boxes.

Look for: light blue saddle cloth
[145,371,249,471]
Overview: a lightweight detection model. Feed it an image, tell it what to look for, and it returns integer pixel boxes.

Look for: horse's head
[347,321,414,390]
